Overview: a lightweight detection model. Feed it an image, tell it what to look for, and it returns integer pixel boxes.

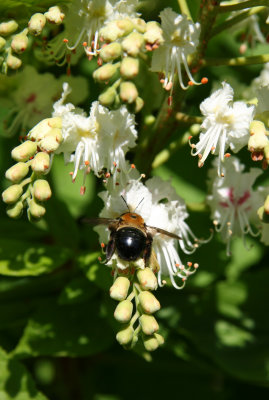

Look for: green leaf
[58,275,98,305]
[0,239,72,276]
[13,297,114,358]
[0,348,48,400]
[78,252,112,291]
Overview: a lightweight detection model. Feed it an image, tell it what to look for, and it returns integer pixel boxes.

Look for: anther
[63,38,68,43]
[168,96,172,106]
[194,263,199,269]
[224,153,231,158]
[82,41,87,47]
[201,77,208,84]
[80,185,86,195]
[187,262,192,267]
[84,160,90,166]
[188,81,194,86]
[131,164,135,169]
[101,242,105,248]
[165,82,173,91]
[113,161,117,167]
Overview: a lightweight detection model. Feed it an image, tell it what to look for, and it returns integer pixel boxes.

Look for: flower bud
[120,81,138,103]
[116,325,134,345]
[98,87,117,106]
[154,333,164,346]
[31,152,50,173]
[39,129,62,152]
[248,120,269,152]
[0,37,6,51]
[143,335,159,351]
[100,42,122,62]
[116,19,134,36]
[120,57,139,79]
[100,21,121,42]
[122,32,144,56]
[134,97,144,113]
[114,299,133,323]
[11,140,37,162]
[44,6,65,25]
[139,314,159,335]
[137,267,158,291]
[28,13,46,36]
[257,205,269,223]
[132,18,147,33]
[5,162,29,183]
[2,184,23,204]
[6,201,23,219]
[93,63,118,82]
[6,54,22,70]
[0,20,18,36]
[29,117,62,141]
[138,291,160,314]
[28,199,46,219]
[144,21,164,45]
[110,276,130,301]
[33,179,52,201]
[11,29,29,53]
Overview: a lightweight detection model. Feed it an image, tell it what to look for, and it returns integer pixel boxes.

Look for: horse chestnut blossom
[192,82,255,176]
[151,8,201,90]
[53,83,137,188]
[207,156,265,254]
[95,176,200,289]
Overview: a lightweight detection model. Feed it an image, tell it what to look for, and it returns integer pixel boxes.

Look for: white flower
[151,8,201,90]
[192,82,255,176]
[53,83,137,185]
[207,156,264,254]
[40,0,138,63]
[252,63,269,89]
[0,66,88,137]
[95,176,200,289]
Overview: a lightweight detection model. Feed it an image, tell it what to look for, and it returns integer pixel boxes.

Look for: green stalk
[218,0,269,13]
[177,0,193,20]
[203,53,269,67]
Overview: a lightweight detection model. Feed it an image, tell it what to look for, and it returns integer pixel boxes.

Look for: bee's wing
[147,225,181,240]
[81,217,118,226]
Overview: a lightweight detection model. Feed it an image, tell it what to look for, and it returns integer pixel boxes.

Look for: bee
[84,197,181,266]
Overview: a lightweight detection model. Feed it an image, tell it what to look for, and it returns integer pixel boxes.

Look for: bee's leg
[143,235,153,266]
[104,234,116,264]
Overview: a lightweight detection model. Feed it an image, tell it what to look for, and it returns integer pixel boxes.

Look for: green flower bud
[139,314,159,335]
[44,6,65,25]
[116,19,134,36]
[137,267,158,291]
[0,20,18,36]
[248,120,269,152]
[144,115,156,125]
[154,333,164,346]
[116,325,134,345]
[134,97,144,113]
[11,140,37,162]
[138,291,160,314]
[114,299,133,323]
[29,117,62,141]
[6,54,22,70]
[143,335,159,351]
[11,29,29,53]
[120,81,138,103]
[28,199,46,219]
[144,21,164,45]
[6,201,23,219]
[31,152,50,173]
[122,32,144,56]
[0,37,6,51]
[98,87,117,106]
[28,13,46,36]
[33,179,52,201]
[100,42,122,62]
[120,57,139,79]
[110,276,130,301]
[93,63,118,82]
[132,18,147,33]
[2,184,23,204]
[5,162,29,183]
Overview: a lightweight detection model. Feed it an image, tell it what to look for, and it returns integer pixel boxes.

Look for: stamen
[201,77,208,84]
[80,185,86,195]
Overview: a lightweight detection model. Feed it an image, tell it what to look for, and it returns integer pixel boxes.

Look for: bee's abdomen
[115,227,146,261]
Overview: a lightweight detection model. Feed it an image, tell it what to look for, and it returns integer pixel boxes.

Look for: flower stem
[218,0,269,13]
[177,0,193,20]
[211,6,266,37]
[203,53,269,67]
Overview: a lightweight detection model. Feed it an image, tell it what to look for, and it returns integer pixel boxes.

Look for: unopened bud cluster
[93,18,163,112]
[2,117,62,220]
[248,120,269,164]
[110,266,164,351]
[0,6,64,73]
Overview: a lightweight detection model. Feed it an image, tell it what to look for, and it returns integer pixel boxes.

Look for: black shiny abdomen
[115,227,146,261]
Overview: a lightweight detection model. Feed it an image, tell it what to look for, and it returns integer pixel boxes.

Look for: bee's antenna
[134,197,144,212]
[121,195,130,212]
